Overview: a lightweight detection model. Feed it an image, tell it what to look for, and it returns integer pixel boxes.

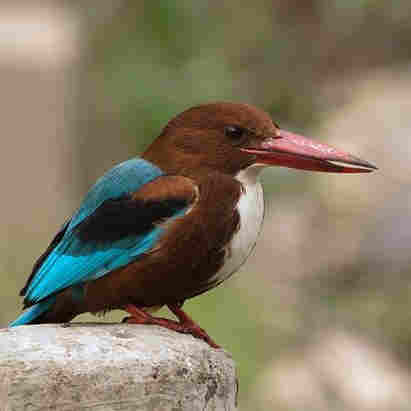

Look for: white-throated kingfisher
[10,103,376,348]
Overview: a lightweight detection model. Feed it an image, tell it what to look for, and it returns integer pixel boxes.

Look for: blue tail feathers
[9,296,56,327]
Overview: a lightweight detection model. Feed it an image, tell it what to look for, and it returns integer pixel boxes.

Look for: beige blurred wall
[0,2,81,318]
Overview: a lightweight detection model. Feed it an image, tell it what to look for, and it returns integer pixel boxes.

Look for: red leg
[123,304,180,328]
[167,304,220,349]
[123,304,220,349]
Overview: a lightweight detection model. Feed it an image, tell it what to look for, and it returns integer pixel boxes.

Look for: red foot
[123,304,220,349]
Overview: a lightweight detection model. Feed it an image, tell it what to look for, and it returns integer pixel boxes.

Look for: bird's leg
[167,303,220,349]
[123,304,180,327]
[123,304,220,349]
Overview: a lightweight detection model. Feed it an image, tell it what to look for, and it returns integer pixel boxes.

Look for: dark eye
[224,125,245,141]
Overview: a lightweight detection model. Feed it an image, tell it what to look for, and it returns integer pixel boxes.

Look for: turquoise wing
[22,157,170,305]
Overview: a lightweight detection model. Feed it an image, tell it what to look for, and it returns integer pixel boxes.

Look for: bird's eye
[224,125,245,141]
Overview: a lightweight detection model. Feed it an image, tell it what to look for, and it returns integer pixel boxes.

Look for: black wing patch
[75,194,188,243]
[20,220,70,297]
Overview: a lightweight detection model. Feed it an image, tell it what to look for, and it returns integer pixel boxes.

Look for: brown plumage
[84,173,242,313]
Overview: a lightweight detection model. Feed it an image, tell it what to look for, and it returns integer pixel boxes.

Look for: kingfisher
[10,102,376,348]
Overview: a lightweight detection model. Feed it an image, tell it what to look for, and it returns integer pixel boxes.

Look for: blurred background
[1,1,411,409]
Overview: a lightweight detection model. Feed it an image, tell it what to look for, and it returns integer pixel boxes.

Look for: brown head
[143,102,377,177]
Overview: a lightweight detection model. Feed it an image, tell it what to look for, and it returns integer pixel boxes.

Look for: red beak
[242,129,377,173]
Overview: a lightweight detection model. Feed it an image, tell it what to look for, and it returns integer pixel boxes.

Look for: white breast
[209,165,264,285]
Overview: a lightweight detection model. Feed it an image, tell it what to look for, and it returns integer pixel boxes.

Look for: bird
[10,102,377,348]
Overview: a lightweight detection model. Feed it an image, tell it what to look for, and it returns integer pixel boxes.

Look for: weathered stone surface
[0,324,237,411]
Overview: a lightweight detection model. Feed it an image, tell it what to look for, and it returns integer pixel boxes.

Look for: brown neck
[143,136,253,178]
[143,141,200,177]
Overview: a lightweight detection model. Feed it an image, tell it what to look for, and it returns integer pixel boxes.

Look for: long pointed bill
[242,129,377,173]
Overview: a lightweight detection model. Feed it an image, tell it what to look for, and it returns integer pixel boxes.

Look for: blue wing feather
[68,158,163,231]
[9,297,56,327]
[23,158,173,305]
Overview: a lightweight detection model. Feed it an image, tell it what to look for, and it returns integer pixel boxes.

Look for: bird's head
[144,102,377,177]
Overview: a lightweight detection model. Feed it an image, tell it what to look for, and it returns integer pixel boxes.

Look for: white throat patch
[210,165,265,285]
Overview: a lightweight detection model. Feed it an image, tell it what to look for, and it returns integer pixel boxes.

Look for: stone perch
[0,324,237,410]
